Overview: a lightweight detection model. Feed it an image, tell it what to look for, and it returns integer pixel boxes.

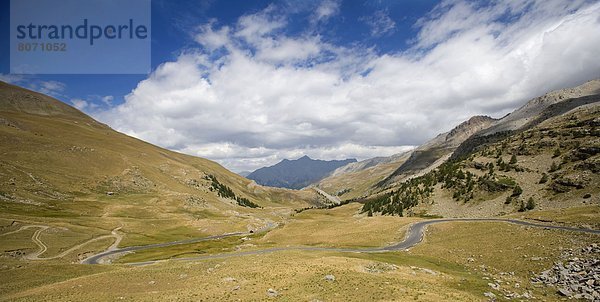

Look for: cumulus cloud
[101,95,114,106]
[194,21,231,50]
[96,0,600,172]
[71,99,91,111]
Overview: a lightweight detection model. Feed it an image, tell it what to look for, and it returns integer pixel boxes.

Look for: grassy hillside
[0,81,319,258]
[316,152,412,200]
[2,202,597,301]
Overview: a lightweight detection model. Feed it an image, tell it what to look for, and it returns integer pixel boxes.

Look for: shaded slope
[379,116,496,187]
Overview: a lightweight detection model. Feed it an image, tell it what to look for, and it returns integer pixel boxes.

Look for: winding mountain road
[81,232,245,264]
[82,218,600,265]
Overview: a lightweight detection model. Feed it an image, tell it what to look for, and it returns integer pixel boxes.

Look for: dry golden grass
[258,203,419,248]
[0,105,320,270]
[2,251,489,302]
[111,203,418,263]
[512,204,600,228]
[317,154,411,200]
[0,84,317,260]
[1,206,598,301]
[411,220,599,300]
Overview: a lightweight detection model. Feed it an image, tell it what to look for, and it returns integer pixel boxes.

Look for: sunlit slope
[0,81,314,214]
[315,151,412,200]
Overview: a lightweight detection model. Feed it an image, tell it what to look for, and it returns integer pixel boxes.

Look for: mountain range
[246,156,357,189]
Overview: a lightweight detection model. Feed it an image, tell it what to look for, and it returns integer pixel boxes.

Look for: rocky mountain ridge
[247,156,357,190]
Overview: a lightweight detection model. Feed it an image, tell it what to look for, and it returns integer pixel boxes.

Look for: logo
[10,0,151,74]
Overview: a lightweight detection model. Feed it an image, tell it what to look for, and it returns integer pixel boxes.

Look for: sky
[1,0,600,172]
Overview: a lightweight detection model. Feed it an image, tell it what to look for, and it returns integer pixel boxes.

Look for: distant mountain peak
[247,156,357,189]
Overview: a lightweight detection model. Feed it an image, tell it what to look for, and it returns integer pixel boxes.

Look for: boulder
[267,288,278,297]
[324,274,336,282]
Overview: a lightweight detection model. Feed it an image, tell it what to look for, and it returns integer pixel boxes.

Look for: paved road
[380,218,600,251]
[83,218,600,266]
[81,232,245,264]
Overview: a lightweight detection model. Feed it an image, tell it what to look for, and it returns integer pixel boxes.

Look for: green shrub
[205,174,261,208]
[511,185,523,197]
[496,176,516,187]
[552,148,561,158]
[526,197,535,210]
[538,173,548,184]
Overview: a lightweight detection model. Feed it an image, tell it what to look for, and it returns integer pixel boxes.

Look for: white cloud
[71,98,90,111]
[39,81,65,92]
[69,95,113,113]
[96,1,600,172]
[26,80,67,99]
[0,74,24,84]
[194,21,231,50]
[101,95,114,106]
[312,0,341,23]
[234,5,286,44]
[361,10,396,37]
[256,37,323,63]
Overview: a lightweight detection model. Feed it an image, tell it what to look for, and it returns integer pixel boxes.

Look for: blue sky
[0,0,438,108]
[1,0,600,172]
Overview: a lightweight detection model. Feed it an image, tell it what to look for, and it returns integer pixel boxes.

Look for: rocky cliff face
[381,115,496,186]
[382,79,600,188]
[480,79,600,136]
[445,116,496,145]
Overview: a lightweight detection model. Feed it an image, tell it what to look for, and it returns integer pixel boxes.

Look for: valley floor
[1,203,599,301]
